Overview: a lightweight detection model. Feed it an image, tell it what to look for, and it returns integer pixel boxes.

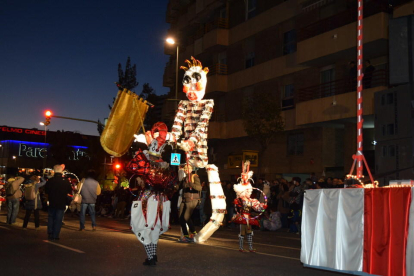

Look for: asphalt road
[0,208,348,276]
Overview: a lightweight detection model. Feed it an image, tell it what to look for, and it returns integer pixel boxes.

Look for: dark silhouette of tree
[116,57,139,91]
[140,83,155,100]
[242,90,284,176]
[140,83,159,129]
[97,119,104,135]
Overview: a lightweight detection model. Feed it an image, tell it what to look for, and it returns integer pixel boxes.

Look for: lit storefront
[0,126,100,178]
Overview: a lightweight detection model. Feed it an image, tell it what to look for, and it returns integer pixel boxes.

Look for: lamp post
[40,122,47,176]
[166,37,179,106]
[0,144,2,175]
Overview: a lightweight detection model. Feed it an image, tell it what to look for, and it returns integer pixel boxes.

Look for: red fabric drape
[363,188,411,276]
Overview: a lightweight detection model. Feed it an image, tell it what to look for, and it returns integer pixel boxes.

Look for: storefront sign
[17,143,89,160]
[19,143,47,158]
[227,155,243,169]
[0,126,45,136]
[242,150,259,167]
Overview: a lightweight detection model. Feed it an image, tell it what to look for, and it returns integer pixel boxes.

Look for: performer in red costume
[128,122,175,266]
[232,161,267,252]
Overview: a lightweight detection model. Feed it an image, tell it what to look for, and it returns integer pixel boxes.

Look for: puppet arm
[169,100,187,143]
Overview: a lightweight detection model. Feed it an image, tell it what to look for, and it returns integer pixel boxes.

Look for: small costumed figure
[129,122,176,266]
[232,161,267,252]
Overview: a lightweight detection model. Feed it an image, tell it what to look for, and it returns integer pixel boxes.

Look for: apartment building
[374,4,414,185]
[163,0,413,183]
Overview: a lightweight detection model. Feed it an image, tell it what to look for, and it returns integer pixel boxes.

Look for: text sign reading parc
[170,153,181,166]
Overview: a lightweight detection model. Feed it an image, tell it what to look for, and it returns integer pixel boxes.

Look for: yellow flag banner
[100,89,149,157]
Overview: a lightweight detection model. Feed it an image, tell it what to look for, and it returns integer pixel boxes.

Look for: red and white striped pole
[356,0,364,178]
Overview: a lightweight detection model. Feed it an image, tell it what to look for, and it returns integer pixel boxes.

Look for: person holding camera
[5,176,24,225]
[22,175,47,229]
[178,164,202,243]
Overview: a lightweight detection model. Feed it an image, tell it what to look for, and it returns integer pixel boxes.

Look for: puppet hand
[178,139,195,152]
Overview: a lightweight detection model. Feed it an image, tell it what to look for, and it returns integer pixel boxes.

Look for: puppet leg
[194,164,226,243]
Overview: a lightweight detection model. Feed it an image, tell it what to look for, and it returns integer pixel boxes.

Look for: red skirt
[230,213,259,226]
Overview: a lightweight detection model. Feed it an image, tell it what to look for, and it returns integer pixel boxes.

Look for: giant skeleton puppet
[169,57,226,243]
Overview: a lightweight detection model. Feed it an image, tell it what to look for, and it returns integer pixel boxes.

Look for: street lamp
[39,122,48,176]
[166,37,179,106]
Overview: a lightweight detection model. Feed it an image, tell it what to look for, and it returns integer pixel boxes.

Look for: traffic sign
[170,153,181,166]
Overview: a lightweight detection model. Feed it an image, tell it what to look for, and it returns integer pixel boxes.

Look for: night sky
[1,0,170,136]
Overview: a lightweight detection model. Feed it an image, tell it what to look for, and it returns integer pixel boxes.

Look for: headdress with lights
[233,161,254,196]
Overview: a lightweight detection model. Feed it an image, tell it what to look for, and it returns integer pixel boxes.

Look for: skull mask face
[180,56,209,102]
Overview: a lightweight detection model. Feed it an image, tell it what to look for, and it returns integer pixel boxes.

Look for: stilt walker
[169,57,226,243]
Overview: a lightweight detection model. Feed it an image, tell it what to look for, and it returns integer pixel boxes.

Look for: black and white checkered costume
[144,243,157,260]
[171,99,213,169]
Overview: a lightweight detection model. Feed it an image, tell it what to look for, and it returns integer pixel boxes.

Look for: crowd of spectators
[0,170,351,239]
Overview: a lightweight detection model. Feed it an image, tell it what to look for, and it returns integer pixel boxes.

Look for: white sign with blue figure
[170,153,181,166]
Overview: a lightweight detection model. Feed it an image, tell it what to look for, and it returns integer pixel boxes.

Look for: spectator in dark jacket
[79,170,101,231]
[45,164,72,240]
[23,175,47,229]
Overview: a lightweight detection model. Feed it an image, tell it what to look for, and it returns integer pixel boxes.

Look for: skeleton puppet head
[180,56,209,102]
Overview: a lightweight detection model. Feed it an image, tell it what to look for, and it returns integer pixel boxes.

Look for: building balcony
[295,70,388,126]
[206,74,228,94]
[190,18,229,55]
[209,63,228,75]
[296,12,389,66]
[298,1,389,42]
[297,69,388,102]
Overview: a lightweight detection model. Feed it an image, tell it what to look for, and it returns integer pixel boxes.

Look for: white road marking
[207,236,300,250]
[43,240,85,253]
[200,243,300,261]
[160,236,300,261]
